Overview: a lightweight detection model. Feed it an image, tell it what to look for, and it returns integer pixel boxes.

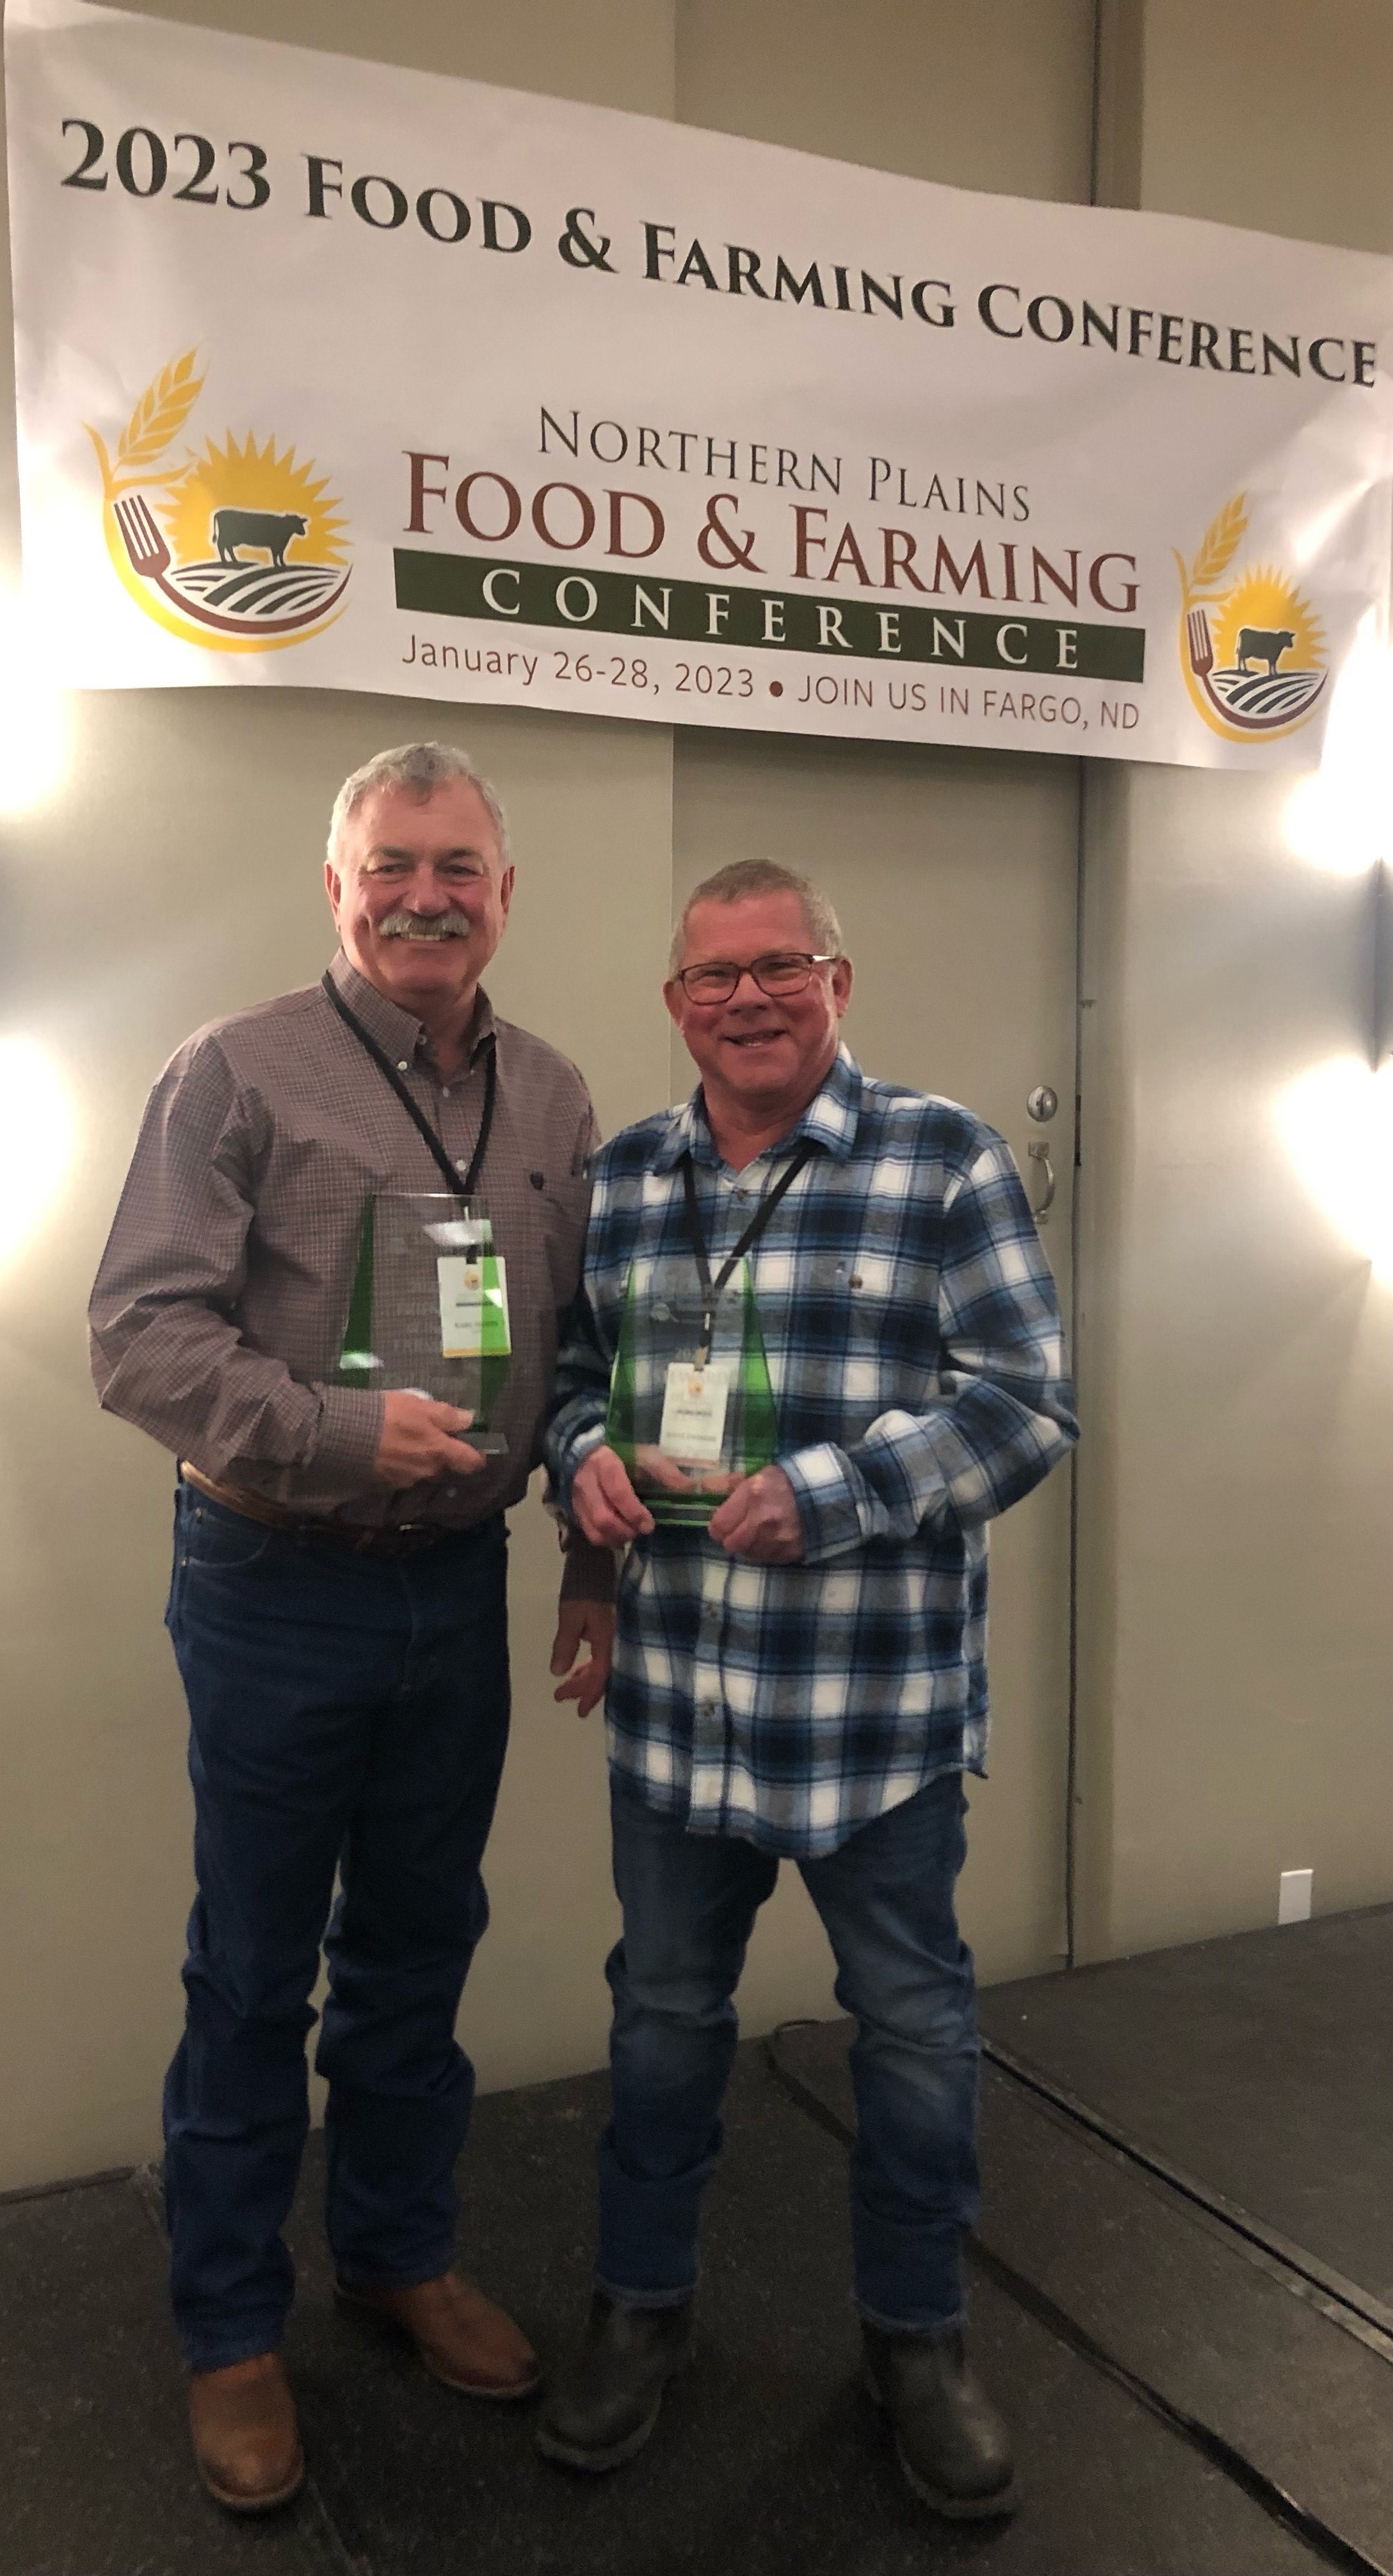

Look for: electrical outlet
[1278,1867,1313,1925]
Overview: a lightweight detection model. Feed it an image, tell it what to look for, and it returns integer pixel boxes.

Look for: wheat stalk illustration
[85,349,204,500]
[1172,494,1248,607]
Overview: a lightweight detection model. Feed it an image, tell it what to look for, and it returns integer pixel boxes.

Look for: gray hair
[327,741,510,868]
[670,859,842,975]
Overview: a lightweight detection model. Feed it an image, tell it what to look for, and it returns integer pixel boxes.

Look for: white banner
[6,0,1391,768]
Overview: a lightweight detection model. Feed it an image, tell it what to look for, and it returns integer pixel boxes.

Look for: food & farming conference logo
[85,348,351,651]
[1174,492,1326,741]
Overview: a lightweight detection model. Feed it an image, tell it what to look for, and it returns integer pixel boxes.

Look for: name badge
[438,1254,511,1359]
[658,1358,732,1464]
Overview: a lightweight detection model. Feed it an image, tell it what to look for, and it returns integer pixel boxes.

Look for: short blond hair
[670,859,842,974]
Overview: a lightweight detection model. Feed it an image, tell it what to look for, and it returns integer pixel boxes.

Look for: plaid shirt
[547,1046,1077,1856]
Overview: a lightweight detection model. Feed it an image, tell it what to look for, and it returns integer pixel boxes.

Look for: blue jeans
[163,1486,510,2371]
[598,1770,979,2335]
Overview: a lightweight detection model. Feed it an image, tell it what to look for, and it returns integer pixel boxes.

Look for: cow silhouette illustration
[211,508,309,569]
[1236,626,1295,677]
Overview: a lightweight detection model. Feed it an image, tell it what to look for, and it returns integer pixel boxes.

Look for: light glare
[1275,1055,1393,1280]
[1282,616,1392,878]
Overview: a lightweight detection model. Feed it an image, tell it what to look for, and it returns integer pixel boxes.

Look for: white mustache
[378,911,472,940]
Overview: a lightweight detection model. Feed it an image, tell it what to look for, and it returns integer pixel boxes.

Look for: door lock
[1027,1085,1058,1122]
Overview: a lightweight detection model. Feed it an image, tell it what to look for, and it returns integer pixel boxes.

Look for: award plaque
[337,1192,511,1453]
[604,1254,778,1525]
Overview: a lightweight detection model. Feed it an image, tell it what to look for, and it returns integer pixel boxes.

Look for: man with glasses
[540,858,1076,2518]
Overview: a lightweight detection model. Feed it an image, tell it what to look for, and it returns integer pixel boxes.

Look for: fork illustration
[1186,606,1214,678]
[113,485,350,634]
[114,492,172,580]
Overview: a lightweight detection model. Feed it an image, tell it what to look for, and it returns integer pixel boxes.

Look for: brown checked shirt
[90,952,603,1554]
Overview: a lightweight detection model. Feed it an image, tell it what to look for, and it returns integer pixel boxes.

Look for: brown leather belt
[179,1461,456,1556]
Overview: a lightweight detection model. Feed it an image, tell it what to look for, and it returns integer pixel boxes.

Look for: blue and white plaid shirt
[546,1046,1077,1856]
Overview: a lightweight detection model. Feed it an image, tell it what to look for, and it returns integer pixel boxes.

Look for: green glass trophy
[604,1255,778,1525]
[337,1192,510,1454]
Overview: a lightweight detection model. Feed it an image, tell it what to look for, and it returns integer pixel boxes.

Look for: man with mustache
[540,859,1075,2518]
[90,742,613,2511]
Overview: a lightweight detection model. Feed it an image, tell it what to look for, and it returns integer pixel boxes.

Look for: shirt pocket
[788,1250,940,1438]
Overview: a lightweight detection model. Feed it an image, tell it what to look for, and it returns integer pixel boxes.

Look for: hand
[371,1391,488,1491]
[550,1598,616,1718]
[707,1465,805,1562]
[571,1445,655,1546]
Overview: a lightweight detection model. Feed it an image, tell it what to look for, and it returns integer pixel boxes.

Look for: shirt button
[440,1085,451,1098]
[396,1058,409,1073]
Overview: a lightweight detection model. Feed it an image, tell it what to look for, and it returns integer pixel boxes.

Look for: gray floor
[978,1905,1393,2303]
[2,1911,1389,2576]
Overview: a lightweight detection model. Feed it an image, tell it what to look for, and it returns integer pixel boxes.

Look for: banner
[6,0,1391,768]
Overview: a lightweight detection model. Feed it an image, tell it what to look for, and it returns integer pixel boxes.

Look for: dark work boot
[862,2322,1016,2520]
[535,2294,693,2472]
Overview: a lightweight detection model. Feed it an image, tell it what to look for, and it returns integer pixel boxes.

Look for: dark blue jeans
[163,1486,510,2372]
[598,1770,979,2335]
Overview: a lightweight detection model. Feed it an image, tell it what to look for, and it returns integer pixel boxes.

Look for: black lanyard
[681,1142,814,1363]
[321,968,497,1201]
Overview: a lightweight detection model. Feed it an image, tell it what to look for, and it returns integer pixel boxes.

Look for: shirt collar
[327,950,496,1068]
[652,1044,864,1173]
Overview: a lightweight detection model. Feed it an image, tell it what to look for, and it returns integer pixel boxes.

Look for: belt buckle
[359,1520,430,1555]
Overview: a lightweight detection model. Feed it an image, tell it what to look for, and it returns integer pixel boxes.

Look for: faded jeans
[597,1767,979,2334]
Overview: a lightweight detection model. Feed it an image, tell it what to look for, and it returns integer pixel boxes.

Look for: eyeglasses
[673,950,839,1005]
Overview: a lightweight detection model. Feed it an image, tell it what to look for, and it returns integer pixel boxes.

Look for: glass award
[336,1192,510,1454]
[604,1254,778,1525]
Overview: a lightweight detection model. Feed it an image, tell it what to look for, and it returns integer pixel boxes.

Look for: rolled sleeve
[778,1137,1075,1563]
[778,1414,944,1560]
[546,1407,608,1513]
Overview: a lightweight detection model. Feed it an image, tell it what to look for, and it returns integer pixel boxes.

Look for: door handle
[1027,1140,1056,1223]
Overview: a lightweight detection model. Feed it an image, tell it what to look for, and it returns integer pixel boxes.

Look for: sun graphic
[161,432,349,569]
[1212,566,1324,674]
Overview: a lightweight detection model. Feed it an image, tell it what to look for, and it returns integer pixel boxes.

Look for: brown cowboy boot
[335,2269,541,2398]
[188,2352,305,2513]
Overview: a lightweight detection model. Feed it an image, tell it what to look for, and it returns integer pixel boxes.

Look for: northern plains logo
[1175,494,1326,741]
[85,350,351,652]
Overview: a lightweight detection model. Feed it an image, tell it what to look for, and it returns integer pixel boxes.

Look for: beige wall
[675,0,1094,200]
[1138,0,1393,253]
[1072,0,1393,1959]
[0,0,1389,2187]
